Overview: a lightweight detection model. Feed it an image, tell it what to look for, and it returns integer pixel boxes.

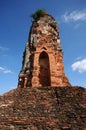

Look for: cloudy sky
[0,0,86,94]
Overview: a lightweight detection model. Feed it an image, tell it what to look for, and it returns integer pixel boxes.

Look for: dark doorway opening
[39,51,51,86]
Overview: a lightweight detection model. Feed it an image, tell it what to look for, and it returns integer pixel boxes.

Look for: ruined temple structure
[0,11,86,130]
[18,11,71,88]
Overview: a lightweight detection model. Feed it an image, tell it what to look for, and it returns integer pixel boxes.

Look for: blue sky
[0,0,86,94]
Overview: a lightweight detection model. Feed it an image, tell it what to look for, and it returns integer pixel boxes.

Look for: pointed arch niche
[39,51,51,86]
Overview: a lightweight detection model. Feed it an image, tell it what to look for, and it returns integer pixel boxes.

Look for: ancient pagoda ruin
[1,10,86,130]
[18,10,71,88]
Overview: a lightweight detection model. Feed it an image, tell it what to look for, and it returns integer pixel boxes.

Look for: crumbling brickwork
[0,87,86,129]
[18,13,71,88]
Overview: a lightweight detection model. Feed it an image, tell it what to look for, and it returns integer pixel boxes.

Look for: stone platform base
[0,86,86,129]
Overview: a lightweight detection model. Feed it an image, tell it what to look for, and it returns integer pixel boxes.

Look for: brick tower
[18,11,71,88]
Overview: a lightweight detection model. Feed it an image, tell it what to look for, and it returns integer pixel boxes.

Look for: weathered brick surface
[18,13,71,88]
[0,86,86,129]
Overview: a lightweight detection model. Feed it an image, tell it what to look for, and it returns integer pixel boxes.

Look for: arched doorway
[39,51,51,86]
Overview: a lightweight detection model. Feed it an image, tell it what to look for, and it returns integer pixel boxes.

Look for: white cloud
[0,66,13,74]
[71,58,86,73]
[0,46,9,51]
[76,56,82,60]
[62,9,86,22]
[74,23,81,29]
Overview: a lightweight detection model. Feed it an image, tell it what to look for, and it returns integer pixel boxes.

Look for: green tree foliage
[30,9,46,21]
